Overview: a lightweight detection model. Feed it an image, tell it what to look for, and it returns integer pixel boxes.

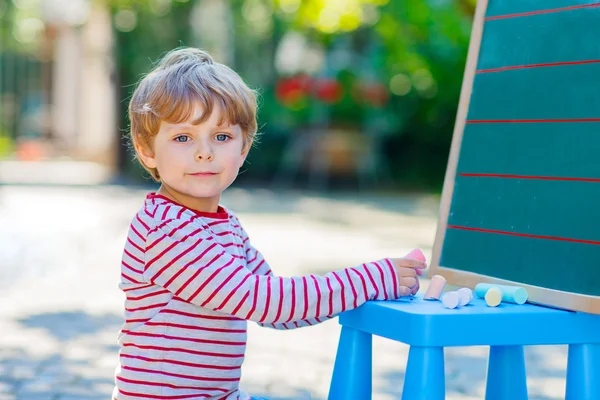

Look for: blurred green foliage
[107,0,474,189]
[1,0,476,189]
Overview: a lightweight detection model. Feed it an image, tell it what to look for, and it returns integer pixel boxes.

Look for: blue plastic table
[328,295,600,400]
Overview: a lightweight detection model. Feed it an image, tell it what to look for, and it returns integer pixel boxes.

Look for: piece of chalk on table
[424,274,446,300]
[475,283,528,305]
[485,287,503,307]
[457,287,473,306]
[442,291,460,309]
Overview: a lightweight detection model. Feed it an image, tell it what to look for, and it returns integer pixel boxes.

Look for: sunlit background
[0,1,571,400]
[0,0,475,188]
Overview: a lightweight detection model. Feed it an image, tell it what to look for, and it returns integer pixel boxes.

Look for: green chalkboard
[430,0,600,314]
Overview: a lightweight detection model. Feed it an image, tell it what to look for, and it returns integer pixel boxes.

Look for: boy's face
[137,101,248,212]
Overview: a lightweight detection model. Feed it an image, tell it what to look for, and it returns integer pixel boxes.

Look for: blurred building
[1,0,116,183]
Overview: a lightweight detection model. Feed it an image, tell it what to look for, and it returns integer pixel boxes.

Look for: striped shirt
[113,193,402,400]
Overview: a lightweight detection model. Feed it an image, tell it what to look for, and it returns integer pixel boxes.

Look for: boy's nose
[194,144,214,161]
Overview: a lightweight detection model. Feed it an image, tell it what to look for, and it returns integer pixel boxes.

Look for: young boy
[113,47,425,400]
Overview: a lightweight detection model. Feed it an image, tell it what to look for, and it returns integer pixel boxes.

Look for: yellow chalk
[485,287,502,307]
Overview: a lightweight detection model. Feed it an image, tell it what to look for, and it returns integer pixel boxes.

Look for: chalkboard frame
[428,0,600,315]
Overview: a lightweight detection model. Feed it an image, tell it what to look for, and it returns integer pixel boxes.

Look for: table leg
[485,345,527,400]
[328,326,373,400]
[402,346,445,400]
[566,343,600,400]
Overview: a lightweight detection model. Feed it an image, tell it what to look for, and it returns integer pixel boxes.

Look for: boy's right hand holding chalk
[391,249,427,296]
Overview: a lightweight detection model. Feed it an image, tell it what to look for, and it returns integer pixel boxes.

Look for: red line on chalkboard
[477,59,600,74]
[466,118,600,124]
[485,3,600,20]
[459,173,600,183]
[448,225,600,246]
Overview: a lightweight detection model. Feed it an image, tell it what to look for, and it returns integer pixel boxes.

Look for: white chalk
[457,287,473,306]
[442,291,460,309]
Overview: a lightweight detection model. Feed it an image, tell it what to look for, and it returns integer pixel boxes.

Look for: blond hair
[128,47,258,181]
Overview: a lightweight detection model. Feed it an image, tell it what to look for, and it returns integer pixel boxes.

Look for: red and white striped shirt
[113,193,402,400]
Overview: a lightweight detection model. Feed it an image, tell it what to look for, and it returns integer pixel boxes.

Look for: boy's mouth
[190,172,217,177]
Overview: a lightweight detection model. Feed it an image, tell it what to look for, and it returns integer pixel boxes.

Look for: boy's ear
[239,143,250,167]
[135,142,157,169]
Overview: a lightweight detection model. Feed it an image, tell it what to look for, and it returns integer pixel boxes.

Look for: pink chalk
[405,248,426,262]
[424,275,447,300]
[405,248,426,276]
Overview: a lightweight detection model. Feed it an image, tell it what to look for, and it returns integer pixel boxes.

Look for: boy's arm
[243,237,272,277]
[233,215,272,277]
[144,211,403,324]
[238,219,336,329]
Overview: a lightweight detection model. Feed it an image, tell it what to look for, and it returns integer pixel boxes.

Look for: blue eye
[174,135,189,143]
[216,134,230,142]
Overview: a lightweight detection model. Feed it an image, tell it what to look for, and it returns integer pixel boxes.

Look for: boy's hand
[391,258,427,296]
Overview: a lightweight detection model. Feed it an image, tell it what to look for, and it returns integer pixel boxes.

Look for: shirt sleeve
[235,217,342,329]
[237,220,346,330]
[143,211,401,324]
[236,218,272,276]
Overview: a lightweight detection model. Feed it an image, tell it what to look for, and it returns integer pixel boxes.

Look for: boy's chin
[185,188,222,199]
[164,184,221,199]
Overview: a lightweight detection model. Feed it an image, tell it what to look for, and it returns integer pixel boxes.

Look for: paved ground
[0,185,569,399]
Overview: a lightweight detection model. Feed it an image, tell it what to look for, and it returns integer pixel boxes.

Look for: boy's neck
[156,184,220,213]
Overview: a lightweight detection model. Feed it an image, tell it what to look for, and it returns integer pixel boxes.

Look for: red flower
[354,82,389,107]
[275,74,312,107]
[314,78,343,104]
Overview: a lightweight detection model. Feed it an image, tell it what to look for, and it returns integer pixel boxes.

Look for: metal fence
[0,50,49,159]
